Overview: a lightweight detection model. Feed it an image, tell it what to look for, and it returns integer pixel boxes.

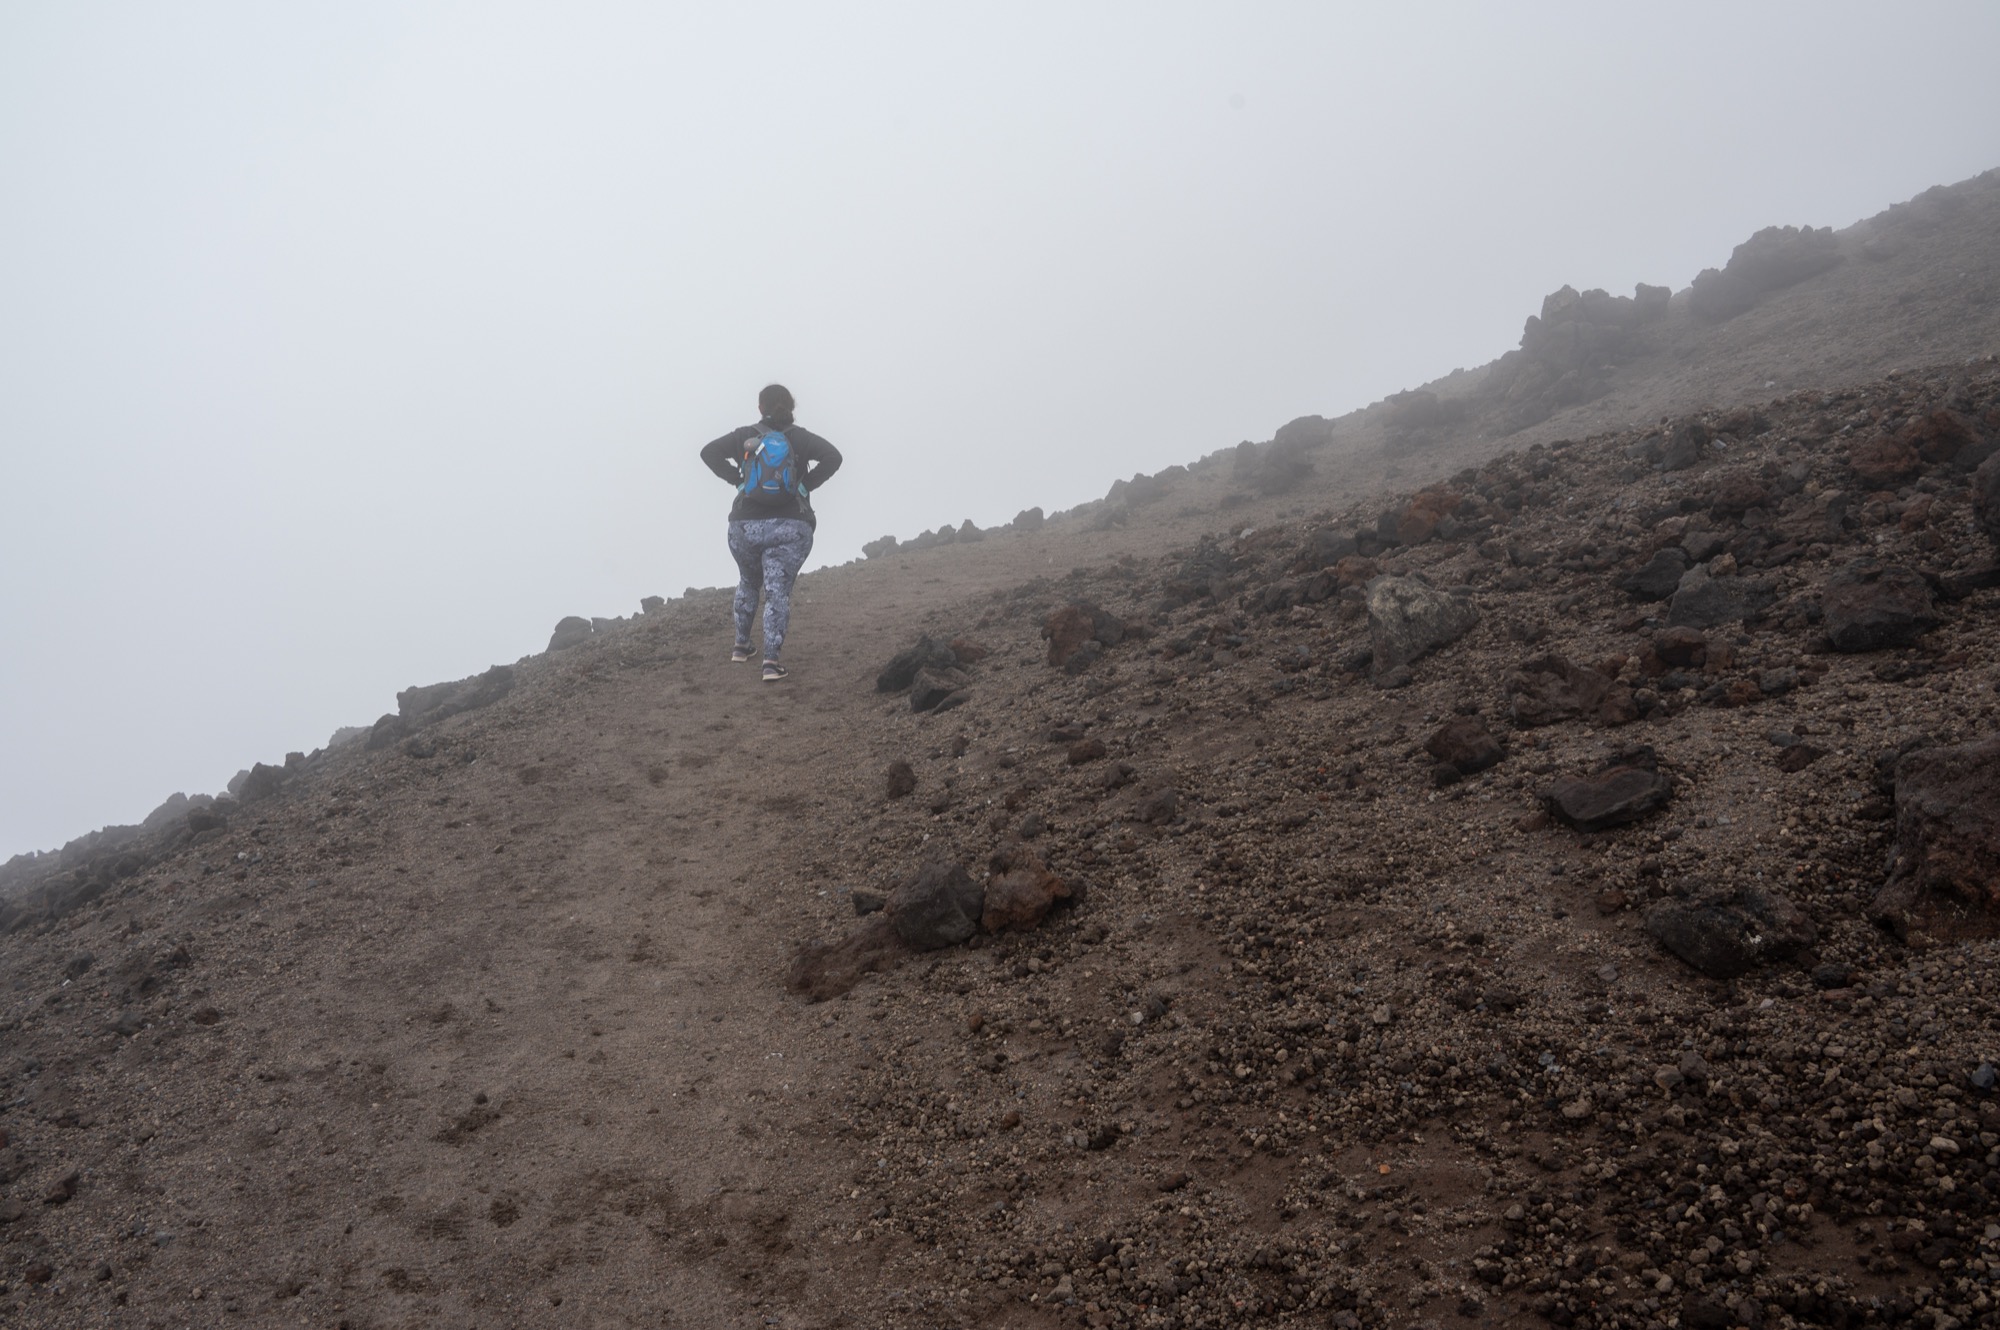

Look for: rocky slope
[2,174,2000,1330]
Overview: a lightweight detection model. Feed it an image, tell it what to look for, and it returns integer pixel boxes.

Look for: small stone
[851,889,887,917]
[884,761,917,800]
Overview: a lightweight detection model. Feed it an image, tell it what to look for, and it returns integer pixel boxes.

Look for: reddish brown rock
[1508,655,1638,728]
[1425,716,1505,775]
[1396,487,1460,545]
[1705,469,1770,515]
[1896,408,1985,465]
[785,918,909,1003]
[1870,736,2000,938]
[1332,555,1380,589]
[1041,605,1097,666]
[981,846,1070,933]
[1848,434,1922,490]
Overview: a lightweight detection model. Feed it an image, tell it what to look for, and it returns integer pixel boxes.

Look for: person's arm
[795,429,843,490]
[700,428,752,484]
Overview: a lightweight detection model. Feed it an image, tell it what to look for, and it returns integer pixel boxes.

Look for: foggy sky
[4,2,1999,860]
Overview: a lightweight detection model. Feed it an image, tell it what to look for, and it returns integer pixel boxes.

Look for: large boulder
[547,616,593,651]
[1667,564,1777,629]
[397,665,516,729]
[1365,576,1479,679]
[1821,560,1938,652]
[1870,737,2000,939]
[1645,887,1818,978]
[886,861,984,951]
[1687,225,1842,321]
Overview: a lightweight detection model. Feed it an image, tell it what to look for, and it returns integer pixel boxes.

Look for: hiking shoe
[730,645,752,663]
[761,662,788,682]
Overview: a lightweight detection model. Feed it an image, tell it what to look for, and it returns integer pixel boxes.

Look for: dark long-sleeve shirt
[699,421,843,527]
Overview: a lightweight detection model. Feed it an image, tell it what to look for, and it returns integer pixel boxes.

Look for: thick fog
[3,2,1998,859]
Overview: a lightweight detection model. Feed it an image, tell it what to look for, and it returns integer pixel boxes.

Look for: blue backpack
[739,427,804,503]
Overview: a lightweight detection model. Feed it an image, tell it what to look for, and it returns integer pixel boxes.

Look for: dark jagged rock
[876,636,957,692]
[1645,887,1818,978]
[884,761,916,800]
[909,668,970,713]
[1821,560,1939,652]
[1543,749,1672,831]
[237,763,287,804]
[397,666,516,729]
[1688,224,1843,321]
[1974,452,2000,548]
[1620,547,1689,602]
[1666,564,1777,629]
[547,616,593,651]
[886,861,984,951]
[1870,736,2000,938]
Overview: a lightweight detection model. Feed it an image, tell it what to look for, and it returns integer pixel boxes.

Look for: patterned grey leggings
[727,518,814,660]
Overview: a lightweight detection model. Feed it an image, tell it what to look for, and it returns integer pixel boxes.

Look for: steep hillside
[3,175,2000,1330]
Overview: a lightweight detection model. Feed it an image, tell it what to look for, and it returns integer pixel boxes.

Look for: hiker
[698,384,843,681]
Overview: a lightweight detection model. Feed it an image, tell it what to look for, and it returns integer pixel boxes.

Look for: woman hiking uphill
[699,384,842,681]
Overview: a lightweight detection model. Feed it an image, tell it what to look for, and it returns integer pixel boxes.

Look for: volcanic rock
[1543,750,1672,831]
[1365,576,1479,679]
[1870,736,2000,938]
[884,761,916,800]
[1821,560,1939,652]
[1651,626,1709,669]
[1667,563,1777,629]
[1425,716,1505,775]
[981,846,1069,933]
[1396,488,1459,545]
[1509,656,1638,728]
[876,635,957,692]
[1619,547,1689,602]
[909,667,970,713]
[786,917,908,1002]
[397,666,516,728]
[1645,887,1818,978]
[547,616,593,651]
[886,861,985,951]
[1849,434,1924,490]
[1974,452,2000,547]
